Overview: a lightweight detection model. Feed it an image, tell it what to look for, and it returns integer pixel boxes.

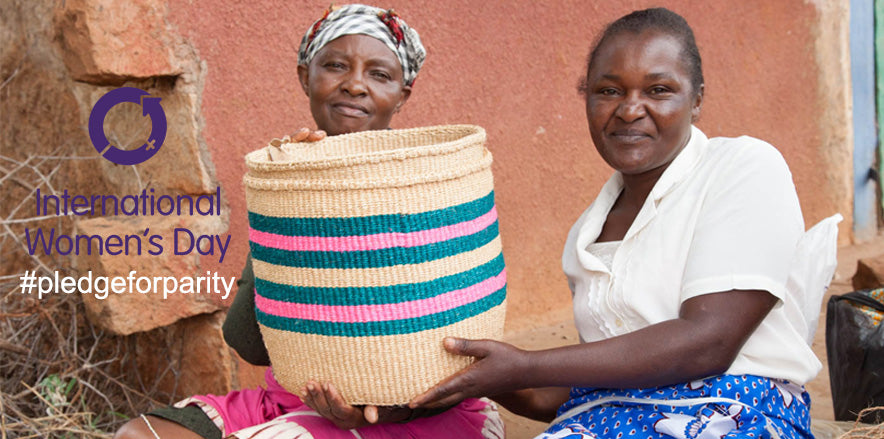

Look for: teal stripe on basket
[250,220,499,269]
[255,253,505,305]
[256,286,506,337]
[248,191,495,237]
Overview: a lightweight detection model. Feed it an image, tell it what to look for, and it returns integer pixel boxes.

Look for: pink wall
[164,0,836,339]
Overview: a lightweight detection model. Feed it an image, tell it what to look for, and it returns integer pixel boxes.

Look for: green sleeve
[222,254,271,366]
[147,405,221,439]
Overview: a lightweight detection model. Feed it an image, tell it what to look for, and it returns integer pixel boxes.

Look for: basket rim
[243,153,493,191]
[245,124,486,171]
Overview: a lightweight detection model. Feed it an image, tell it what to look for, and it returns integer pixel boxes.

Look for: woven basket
[243,125,506,405]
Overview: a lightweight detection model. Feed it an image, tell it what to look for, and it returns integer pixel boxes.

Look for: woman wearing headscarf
[114,5,502,439]
[410,8,820,439]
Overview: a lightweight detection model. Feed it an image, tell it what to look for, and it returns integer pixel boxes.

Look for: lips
[331,101,370,118]
[609,128,651,144]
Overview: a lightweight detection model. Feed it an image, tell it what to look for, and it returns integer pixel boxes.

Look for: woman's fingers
[407,338,484,407]
[324,383,360,421]
[302,381,329,414]
[301,381,372,429]
[410,375,469,409]
[423,391,468,409]
[290,128,327,142]
[281,128,326,146]
[364,405,379,424]
[444,337,491,357]
[411,338,527,409]
[306,130,327,142]
[305,382,415,425]
[292,128,311,142]
[409,367,472,408]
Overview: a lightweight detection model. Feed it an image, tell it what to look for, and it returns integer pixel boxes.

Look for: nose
[341,69,368,96]
[615,92,646,122]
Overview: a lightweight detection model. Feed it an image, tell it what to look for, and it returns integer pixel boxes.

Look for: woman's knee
[113,415,204,439]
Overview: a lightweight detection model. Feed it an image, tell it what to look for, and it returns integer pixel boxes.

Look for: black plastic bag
[826,288,884,423]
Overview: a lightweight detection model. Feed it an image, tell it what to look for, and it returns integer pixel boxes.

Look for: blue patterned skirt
[537,375,813,439]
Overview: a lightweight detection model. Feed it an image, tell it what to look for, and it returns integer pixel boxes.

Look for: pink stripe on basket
[256,270,506,323]
[250,207,498,252]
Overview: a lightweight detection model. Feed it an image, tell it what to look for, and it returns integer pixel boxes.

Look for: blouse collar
[575,125,709,254]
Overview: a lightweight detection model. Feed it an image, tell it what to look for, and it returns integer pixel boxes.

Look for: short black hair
[578,8,704,97]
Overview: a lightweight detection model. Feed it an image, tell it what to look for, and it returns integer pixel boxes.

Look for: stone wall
[2,0,236,397]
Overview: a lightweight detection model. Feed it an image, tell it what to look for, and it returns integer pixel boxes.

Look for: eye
[323,61,346,71]
[648,85,672,95]
[370,70,392,81]
[596,87,620,97]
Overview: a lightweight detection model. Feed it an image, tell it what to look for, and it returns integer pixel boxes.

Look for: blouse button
[615,318,624,327]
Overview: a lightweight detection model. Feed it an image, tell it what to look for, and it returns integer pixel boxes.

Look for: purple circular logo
[88,87,167,165]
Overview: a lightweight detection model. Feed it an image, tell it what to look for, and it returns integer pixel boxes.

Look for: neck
[618,128,693,209]
[618,163,669,210]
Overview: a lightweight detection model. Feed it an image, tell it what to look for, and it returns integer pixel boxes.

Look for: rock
[54,0,183,84]
[235,358,268,390]
[3,0,235,406]
[72,75,218,196]
[134,311,236,397]
[852,254,884,290]
[73,214,228,335]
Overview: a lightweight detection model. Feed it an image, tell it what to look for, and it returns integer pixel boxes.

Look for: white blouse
[586,241,621,273]
[562,126,821,385]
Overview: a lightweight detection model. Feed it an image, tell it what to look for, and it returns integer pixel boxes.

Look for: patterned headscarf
[298,4,426,86]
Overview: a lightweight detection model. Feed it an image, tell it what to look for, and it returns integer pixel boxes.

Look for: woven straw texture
[243,125,506,405]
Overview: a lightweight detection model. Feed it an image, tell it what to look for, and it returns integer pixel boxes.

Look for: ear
[297,64,310,96]
[394,85,412,113]
[691,83,704,122]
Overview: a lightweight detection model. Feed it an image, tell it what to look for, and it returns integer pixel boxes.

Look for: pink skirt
[175,368,504,438]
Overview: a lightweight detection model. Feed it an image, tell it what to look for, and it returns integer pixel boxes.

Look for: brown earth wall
[162,0,851,335]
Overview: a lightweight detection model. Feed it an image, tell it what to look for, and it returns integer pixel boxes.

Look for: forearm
[410,290,776,410]
[520,319,729,390]
[409,323,725,410]
[517,290,776,390]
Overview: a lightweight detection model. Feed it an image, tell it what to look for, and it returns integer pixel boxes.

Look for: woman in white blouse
[410,7,819,439]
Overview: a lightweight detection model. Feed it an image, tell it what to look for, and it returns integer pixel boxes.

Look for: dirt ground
[498,232,884,439]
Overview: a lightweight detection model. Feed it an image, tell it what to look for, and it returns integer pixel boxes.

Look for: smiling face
[585,29,703,177]
[298,34,411,136]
